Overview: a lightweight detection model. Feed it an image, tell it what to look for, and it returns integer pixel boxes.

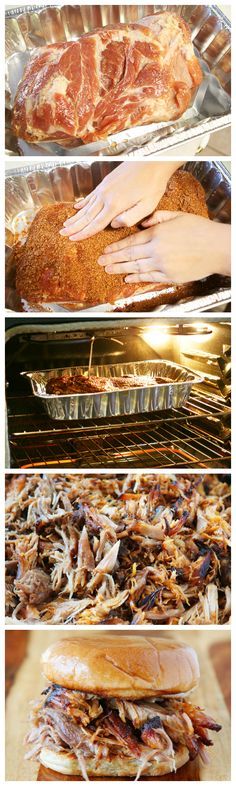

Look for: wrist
[212,222,231,277]
[154,161,183,178]
[152,161,183,191]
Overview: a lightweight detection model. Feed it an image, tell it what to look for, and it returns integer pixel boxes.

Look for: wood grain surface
[5,630,231,782]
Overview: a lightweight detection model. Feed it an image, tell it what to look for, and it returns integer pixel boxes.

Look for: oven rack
[8,390,230,469]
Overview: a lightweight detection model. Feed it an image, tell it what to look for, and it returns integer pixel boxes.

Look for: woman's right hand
[59,161,181,241]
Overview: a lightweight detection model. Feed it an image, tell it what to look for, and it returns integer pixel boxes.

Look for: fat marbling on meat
[12,12,202,143]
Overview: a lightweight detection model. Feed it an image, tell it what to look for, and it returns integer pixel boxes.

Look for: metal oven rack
[8,390,230,469]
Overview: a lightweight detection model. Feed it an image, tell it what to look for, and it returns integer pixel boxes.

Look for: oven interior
[6,319,231,469]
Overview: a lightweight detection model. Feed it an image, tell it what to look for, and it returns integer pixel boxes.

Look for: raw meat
[12,12,202,143]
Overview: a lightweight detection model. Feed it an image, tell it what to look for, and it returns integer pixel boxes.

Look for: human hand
[97,212,231,284]
[59,161,180,241]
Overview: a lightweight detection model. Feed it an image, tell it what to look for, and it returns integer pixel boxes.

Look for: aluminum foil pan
[22,360,203,420]
[5,4,231,157]
[5,159,231,314]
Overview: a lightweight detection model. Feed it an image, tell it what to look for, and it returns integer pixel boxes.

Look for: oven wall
[5,318,230,381]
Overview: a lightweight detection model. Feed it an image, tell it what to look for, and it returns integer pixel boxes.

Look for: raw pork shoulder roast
[12,12,202,143]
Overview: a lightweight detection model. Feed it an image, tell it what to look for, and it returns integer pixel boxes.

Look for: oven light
[191,322,213,334]
[142,326,171,349]
[142,323,212,348]
[183,323,213,346]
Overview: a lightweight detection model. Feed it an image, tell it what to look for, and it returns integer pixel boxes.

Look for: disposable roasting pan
[22,360,203,420]
[5,160,231,314]
[5,4,231,157]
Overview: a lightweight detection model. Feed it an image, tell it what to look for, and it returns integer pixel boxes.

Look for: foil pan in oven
[5,159,231,314]
[21,360,203,420]
[5,4,231,157]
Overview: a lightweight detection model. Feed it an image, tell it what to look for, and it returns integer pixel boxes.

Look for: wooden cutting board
[5,630,231,781]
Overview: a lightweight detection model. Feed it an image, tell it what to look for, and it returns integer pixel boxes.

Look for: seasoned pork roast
[14,170,208,307]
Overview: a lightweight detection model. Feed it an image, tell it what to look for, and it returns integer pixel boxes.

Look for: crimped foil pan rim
[5,117,232,158]
[6,5,52,15]
[5,160,92,178]
[5,290,232,316]
[133,115,231,158]
[21,361,203,399]
[5,158,232,185]
[162,289,231,315]
[5,5,231,34]
[211,4,231,30]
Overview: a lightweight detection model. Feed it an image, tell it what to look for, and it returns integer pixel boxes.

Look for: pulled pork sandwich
[25,635,221,779]
[5,474,231,625]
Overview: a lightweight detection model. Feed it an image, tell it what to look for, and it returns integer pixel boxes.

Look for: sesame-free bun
[39,743,190,777]
[41,635,200,699]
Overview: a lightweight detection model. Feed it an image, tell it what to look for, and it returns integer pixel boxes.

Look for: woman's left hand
[97,212,231,283]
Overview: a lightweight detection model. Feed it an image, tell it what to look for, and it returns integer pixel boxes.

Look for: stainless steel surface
[5,159,231,314]
[5,5,231,157]
[22,360,203,420]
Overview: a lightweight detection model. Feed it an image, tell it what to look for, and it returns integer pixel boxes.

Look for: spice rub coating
[15,170,209,306]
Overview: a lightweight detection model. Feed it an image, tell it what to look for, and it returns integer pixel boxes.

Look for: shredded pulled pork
[5,473,231,625]
[25,686,221,779]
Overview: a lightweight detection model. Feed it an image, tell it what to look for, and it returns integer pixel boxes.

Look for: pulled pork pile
[5,473,231,625]
[25,685,221,779]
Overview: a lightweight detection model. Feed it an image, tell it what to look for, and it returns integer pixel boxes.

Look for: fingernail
[98,257,106,265]
[105,266,113,273]
[59,229,67,236]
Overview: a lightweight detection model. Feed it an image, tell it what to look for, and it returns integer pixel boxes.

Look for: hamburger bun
[39,743,190,777]
[41,635,199,699]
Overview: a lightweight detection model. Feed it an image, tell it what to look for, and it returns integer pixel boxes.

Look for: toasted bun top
[41,635,200,698]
